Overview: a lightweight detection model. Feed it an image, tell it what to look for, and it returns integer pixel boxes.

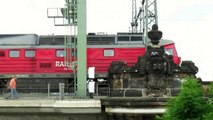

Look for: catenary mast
[48,0,87,98]
[131,0,158,44]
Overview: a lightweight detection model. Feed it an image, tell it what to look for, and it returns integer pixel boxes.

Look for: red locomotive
[0,29,197,95]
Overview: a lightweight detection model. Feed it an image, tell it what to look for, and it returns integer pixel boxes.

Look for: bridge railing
[0,83,75,99]
[0,82,181,99]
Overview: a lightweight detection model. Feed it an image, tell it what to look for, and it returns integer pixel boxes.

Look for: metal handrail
[0,83,76,98]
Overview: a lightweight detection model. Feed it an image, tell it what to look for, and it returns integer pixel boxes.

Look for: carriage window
[9,50,20,58]
[56,50,66,57]
[104,49,114,57]
[25,50,35,57]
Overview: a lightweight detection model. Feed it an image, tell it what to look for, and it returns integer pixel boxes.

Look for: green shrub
[204,82,213,120]
[161,77,209,120]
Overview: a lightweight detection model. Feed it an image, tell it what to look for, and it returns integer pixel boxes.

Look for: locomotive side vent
[0,51,5,57]
[40,63,52,68]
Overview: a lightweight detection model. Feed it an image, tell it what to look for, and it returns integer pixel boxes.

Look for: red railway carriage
[0,33,180,91]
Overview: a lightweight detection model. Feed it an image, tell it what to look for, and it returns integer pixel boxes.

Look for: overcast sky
[0,0,213,81]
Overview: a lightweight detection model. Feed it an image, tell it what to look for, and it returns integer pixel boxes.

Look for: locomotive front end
[108,24,199,97]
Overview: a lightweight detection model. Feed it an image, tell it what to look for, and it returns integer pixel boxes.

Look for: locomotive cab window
[104,49,114,57]
[9,50,20,58]
[25,50,35,57]
[164,48,174,56]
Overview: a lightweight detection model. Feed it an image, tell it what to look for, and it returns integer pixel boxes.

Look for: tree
[162,77,209,120]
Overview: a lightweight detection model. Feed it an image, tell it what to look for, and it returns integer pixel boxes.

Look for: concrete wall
[0,114,106,120]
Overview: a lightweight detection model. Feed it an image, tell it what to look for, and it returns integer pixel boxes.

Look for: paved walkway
[0,92,76,100]
[0,93,102,114]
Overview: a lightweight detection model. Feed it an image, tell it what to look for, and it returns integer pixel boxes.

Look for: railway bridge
[0,81,210,120]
